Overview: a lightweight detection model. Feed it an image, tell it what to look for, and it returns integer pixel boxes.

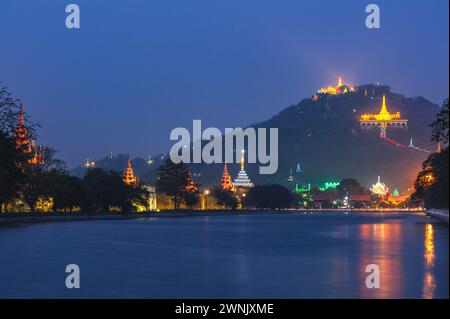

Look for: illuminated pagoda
[359,95,408,138]
[370,176,389,197]
[123,157,138,185]
[221,162,235,192]
[317,77,356,95]
[233,150,254,188]
[185,170,198,193]
[15,104,43,165]
[83,158,95,168]
[287,167,295,183]
[392,188,399,197]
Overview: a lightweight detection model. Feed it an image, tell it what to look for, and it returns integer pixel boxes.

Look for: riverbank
[426,209,449,224]
[0,208,426,225]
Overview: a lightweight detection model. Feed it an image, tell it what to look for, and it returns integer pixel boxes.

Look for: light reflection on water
[358,223,403,298]
[423,224,436,299]
[0,213,447,298]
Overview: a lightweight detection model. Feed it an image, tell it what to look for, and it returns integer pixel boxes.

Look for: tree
[83,168,134,212]
[413,98,450,209]
[337,178,366,197]
[213,187,238,209]
[20,146,67,212]
[431,99,449,145]
[47,171,85,212]
[0,83,38,139]
[184,192,199,209]
[246,184,294,209]
[0,132,25,212]
[156,158,190,209]
[412,149,449,209]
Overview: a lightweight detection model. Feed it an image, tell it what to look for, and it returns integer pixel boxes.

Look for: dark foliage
[213,187,238,209]
[246,184,294,209]
[431,99,449,145]
[156,158,190,209]
[337,178,367,196]
[0,132,25,212]
[413,148,449,209]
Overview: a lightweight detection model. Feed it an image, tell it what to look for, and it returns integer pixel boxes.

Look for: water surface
[0,212,448,298]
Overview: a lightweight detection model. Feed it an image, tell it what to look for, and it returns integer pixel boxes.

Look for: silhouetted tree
[83,168,130,212]
[156,159,190,209]
[0,132,25,212]
[47,171,85,212]
[431,99,449,145]
[246,184,294,209]
[213,187,237,209]
[0,83,38,138]
[413,149,449,209]
[337,178,366,197]
[413,98,449,209]
[20,147,66,212]
[184,192,199,209]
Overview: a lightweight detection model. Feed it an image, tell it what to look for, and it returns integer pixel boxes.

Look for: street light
[204,190,210,210]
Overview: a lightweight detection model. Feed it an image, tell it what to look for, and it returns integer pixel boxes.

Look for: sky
[0,0,448,167]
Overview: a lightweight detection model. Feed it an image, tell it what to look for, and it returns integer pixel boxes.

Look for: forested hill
[71,84,440,192]
[243,84,439,191]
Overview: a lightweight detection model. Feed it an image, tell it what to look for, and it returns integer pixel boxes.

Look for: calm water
[0,212,448,299]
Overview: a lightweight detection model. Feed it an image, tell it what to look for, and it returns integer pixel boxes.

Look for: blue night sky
[0,0,448,167]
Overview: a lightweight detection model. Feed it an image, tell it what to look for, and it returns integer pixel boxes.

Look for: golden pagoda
[359,95,408,138]
[317,77,356,95]
[123,157,138,185]
[221,162,235,192]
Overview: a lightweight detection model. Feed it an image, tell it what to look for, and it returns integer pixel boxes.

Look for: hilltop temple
[123,157,138,185]
[317,77,356,95]
[233,150,254,188]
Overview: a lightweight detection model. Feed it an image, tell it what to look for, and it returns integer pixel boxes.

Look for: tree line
[0,84,150,213]
[412,99,449,209]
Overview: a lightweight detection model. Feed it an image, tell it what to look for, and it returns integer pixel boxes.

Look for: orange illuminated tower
[221,162,235,192]
[15,104,43,165]
[15,104,31,150]
[185,170,198,193]
[123,157,138,185]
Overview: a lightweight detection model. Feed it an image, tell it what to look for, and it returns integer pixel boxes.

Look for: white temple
[233,150,254,188]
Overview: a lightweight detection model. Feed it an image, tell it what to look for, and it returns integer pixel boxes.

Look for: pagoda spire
[123,156,138,185]
[380,95,388,115]
[234,150,253,188]
[337,77,343,87]
[221,162,235,192]
[19,104,24,127]
[15,104,30,149]
[185,170,198,193]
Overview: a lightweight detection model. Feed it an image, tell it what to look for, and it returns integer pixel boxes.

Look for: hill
[71,83,440,192]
